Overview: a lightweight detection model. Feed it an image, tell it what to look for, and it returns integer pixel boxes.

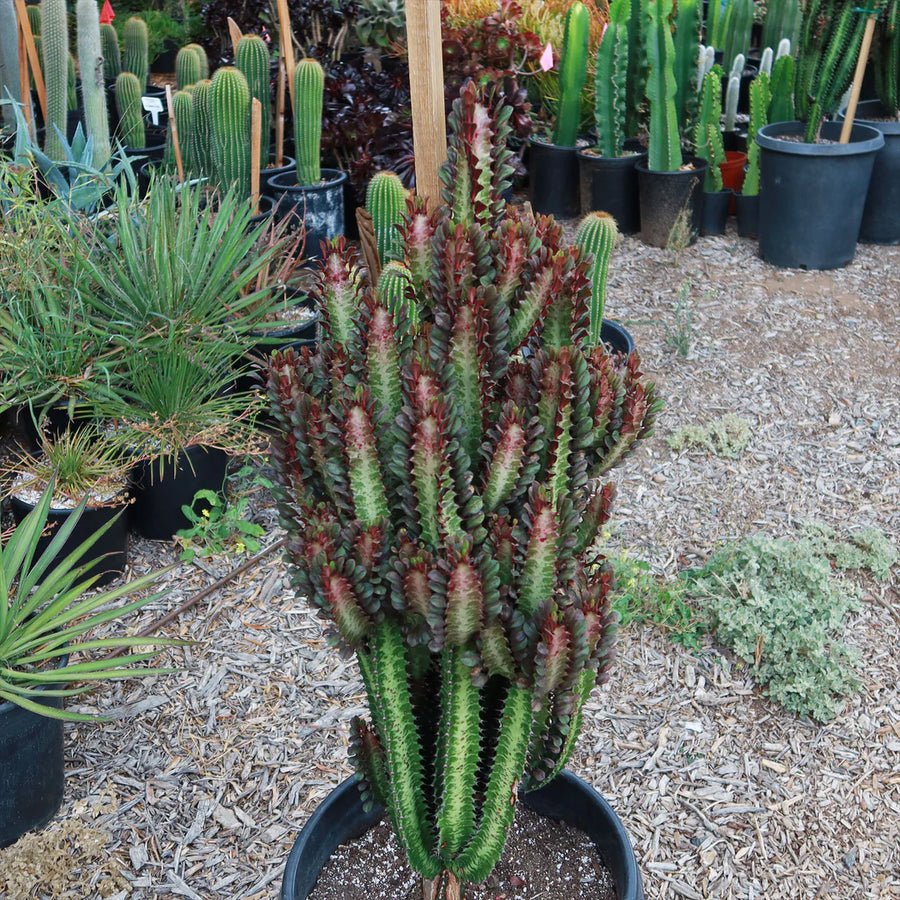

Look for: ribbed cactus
[594,0,629,157]
[184,43,209,80]
[366,171,408,266]
[0,0,22,129]
[768,52,795,123]
[646,0,682,171]
[210,65,251,195]
[694,66,723,148]
[742,72,770,196]
[551,0,590,147]
[27,3,41,35]
[76,0,111,169]
[236,34,271,170]
[673,0,701,131]
[41,0,69,160]
[376,260,415,328]
[625,0,650,137]
[175,45,202,90]
[293,58,324,186]
[722,0,754,79]
[191,77,214,178]
[123,16,149,92]
[267,80,660,900]
[167,88,196,176]
[700,123,725,190]
[874,0,899,114]
[115,70,145,148]
[100,22,121,81]
[761,0,801,54]
[575,211,619,343]
[724,73,740,132]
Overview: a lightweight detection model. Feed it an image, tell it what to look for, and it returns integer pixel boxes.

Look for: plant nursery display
[268,82,659,900]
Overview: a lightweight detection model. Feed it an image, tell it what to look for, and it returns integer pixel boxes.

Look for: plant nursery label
[540,42,554,71]
[142,96,164,126]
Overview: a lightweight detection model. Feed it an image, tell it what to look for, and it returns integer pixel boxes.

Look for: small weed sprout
[665,280,696,358]
[666,202,694,255]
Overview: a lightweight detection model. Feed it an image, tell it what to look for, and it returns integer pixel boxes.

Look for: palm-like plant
[268,82,661,899]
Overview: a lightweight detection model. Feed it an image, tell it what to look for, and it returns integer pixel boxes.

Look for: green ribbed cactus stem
[874,0,899,115]
[100,23,121,81]
[575,212,619,344]
[41,0,69,160]
[176,45,202,90]
[0,0,22,128]
[366,171,408,266]
[27,3,41,35]
[236,34,271,170]
[551,1,590,147]
[723,0,753,77]
[169,88,196,175]
[123,16,149,91]
[768,53,794,123]
[377,261,415,329]
[694,66,723,151]
[701,123,725,191]
[293,57,324,186]
[76,0,111,169]
[673,0,701,131]
[593,0,629,157]
[184,43,209,80]
[192,77,214,178]
[761,0,800,54]
[625,0,649,137]
[32,36,43,90]
[646,0,682,172]
[742,73,769,196]
[210,65,251,195]
[115,70,145,148]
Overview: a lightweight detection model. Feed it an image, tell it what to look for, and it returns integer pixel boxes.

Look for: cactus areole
[268,82,660,900]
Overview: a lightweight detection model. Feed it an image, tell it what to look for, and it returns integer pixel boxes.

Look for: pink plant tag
[540,42,554,72]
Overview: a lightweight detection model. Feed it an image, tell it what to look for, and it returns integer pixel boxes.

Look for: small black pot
[281,771,643,900]
[261,154,297,192]
[635,158,708,248]
[0,654,68,849]
[528,137,581,219]
[701,188,733,235]
[577,148,647,234]
[266,169,349,261]
[129,445,229,540]
[600,319,635,355]
[735,192,760,238]
[8,494,129,587]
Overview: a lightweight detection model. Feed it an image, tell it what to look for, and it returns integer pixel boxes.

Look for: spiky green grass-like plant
[268,81,661,900]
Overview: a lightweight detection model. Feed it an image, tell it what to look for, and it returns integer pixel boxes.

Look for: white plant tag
[142,95,164,126]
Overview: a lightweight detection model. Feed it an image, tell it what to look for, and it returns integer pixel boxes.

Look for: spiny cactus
[743,72,770,196]
[167,88,196,176]
[768,52,795,123]
[41,0,69,160]
[76,0,111,170]
[175,45,202,90]
[0,0,22,129]
[722,0,754,78]
[293,57,324,186]
[236,34,271,170]
[123,16,149,92]
[646,0,682,171]
[593,0,630,157]
[575,211,619,343]
[625,0,650,137]
[673,0,701,131]
[267,80,661,900]
[191,77,214,178]
[551,0,590,147]
[761,0,801,55]
[184,43,210,80]
[376,260,415,328]
[100,22,121,81]
[700,122,725,191]
[694,65,724,149]
[26,2,41,35]
[115,70,145,148]
[210,65,250,195]
[366,171,408,267]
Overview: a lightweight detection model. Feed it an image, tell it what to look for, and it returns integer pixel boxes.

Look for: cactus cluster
[552,0,591,147]
[122,16,149,92]
[366,171,408,267]
[267,81,660,899]
[293,58,324,186]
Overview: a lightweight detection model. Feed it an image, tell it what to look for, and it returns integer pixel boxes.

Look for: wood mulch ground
[1,220,898,900]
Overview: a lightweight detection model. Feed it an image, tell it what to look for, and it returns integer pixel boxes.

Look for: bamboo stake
[275,57,286,168]
[251,97,262,214]
[166,85,184,183]
[17,14,32,131]
[227,17,243,58]
[16,0,46,125]
[275,0,296,106]
[839,11,880,144]
[404,0,447,210]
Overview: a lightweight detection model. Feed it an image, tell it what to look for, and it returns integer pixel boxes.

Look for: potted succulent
[694,67,732,235]
[0,482,179,847]
[268,82,659,900]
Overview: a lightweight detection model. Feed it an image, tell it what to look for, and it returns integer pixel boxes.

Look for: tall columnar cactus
[673,0,701,131]
[722,0,754,78]
[0,0,22,129]
[742,72,770,196]
[694,65,724,149]
[235,34,271,170]
[123,16,149,92]
[100,22,121,81]
[210,66,251,195]
[646,0,682,171]
[168,88,196,175]
[724,73,740,132]
[184,42,210,80]
[575,211,619,343]
[874,0,899,114]
[76,0,111,170]
[293,58,324,186]
[625,0,650,136]
[593,0,630,157]
[41,0,69,160]
[761,0,801,54]
[267,81,661,900]
[551,1,590,147]
[176,45,202,90]
[115,70,145,148]
[366,171,408,266]
[699,123,726,190]
[191,78,214,178]
[768,52,795,123]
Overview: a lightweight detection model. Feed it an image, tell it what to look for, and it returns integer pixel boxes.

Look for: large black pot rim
[281,770,643,900]
[266,167,349,195]
[756,120,885,156]
[839,100,900,135]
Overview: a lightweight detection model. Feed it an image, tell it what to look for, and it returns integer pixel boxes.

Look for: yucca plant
[267,81,661,900]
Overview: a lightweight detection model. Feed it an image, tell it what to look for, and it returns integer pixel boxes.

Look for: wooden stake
[839,12,879,144]
[16,0,46,125]
[404,0,447,210]
[17,14,32,132]
[251,97,262,214]
[275,57,286,168]
[275,0,296,106]
[227,17,243,58]
[166,85,184,183]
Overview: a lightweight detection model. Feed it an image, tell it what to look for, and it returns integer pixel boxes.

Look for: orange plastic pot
[720,151,747,214]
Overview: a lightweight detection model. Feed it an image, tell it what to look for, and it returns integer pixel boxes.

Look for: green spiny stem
[122,16,148,92]
[293,57,324,185]
[701,122,725,191]
[41,0,69,160]
[345,391,390,529]
[26,2,41,35]
[722,0,753,77]
[76,0,110,169]
[377,261,415,329]
[175,45,202,90]
[0,0,21,128]
[235,34,271,170]
[552,1,591,147]
[673,0,701,131]
[115,70,144,149]
[575,212,618,344]
[625,0,650,137]
[100,23,120,81]
[761,0,801,54]
[210,65,250,196]
[593,0,629,157]
[366,171,408,266]
[742,72,769,196]
[768,53,794,123]
[191,78,213,176]
[184,43,209,80]
[873,0,899,114]
[646,0,682,171]
[170,89,196,175]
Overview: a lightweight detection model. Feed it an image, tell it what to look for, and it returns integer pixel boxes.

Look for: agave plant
[268,81,661,899]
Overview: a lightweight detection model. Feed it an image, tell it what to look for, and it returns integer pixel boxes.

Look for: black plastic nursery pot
[265,169,349,261]
[734,192,760,238]
[528,137,581,219]
[839,100,900,245]
[601,318,636,355]
[129,445,229,541]
[281,771,644,900]
[756,121,884,269]
[8,494,129,588]
[577,148,647,234]
[635,157,708,249]
[261,155,297,193]
[0,657,68,849]
[701,188,733,236]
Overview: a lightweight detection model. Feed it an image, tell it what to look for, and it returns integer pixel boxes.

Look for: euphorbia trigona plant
[268,80,661,900]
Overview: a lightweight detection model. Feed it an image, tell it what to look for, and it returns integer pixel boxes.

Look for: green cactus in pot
[292,57,324,186]
[267,81,661,900]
